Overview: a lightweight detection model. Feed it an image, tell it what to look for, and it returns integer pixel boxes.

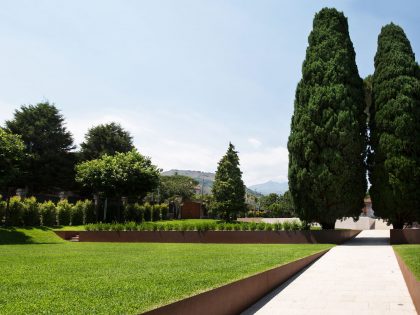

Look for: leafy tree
[5,102,76,192]
[80,122,134,160]
[369,23,420,228]
[288,8,367,229]
[160,174,198,201]
[75,149,160,199]
[0,129,26,189]
[212,143,246,221]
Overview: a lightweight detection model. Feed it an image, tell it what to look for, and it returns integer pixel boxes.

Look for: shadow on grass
[0,227,63,245]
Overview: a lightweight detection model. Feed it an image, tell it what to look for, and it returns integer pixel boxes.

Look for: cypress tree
[212,143,246,221]
[369,23,420,228]
[288,8,367,229]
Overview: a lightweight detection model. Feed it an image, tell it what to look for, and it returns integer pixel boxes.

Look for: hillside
[161,169,262,196]
[248,181,288,195]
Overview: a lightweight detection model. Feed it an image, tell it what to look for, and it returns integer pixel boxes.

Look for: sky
[0,0,419,186]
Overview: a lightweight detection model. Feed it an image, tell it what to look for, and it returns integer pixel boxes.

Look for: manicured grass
[54,225,87,231]
[0,228,333,314]
[393,244,420,280]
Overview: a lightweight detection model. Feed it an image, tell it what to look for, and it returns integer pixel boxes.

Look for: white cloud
[248,137,262,148]
[240,146,289,186]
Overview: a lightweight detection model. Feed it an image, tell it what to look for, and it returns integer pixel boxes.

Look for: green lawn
[393,244,420,280]
[0,228,333,314]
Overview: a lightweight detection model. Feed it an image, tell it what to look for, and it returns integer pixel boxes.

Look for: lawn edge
[141,249,329,315]
[393,249,420,314]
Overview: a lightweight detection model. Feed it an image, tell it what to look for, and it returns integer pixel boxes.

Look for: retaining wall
[394,251,420,313]
[142,250,328,315]
[55,230,360,244]
[390,229,420,244]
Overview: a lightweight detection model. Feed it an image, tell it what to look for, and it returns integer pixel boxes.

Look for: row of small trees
[0,196,170,227]
[288,8,419,228]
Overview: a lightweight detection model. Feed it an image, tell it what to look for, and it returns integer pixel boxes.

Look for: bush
[160,204,169,220]
[7,196,26,226]
[23,197,40,226]
[151,204,160,221]
[83,200,96,224]
[256,222,266,231]
[57,199,71,226]
[71,201,85,225]
[144,203,152,221]
[283,221,292,231]
[0,196,5,224]
[40,201,57,226]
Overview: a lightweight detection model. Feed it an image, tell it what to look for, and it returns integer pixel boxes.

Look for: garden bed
[55,229,360,244]
[390,229,420,244]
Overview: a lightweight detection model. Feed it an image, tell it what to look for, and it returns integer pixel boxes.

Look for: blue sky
[0,0,419,185]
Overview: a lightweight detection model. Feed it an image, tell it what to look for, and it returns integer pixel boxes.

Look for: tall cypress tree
[288,8,367,229]
[212,143,246,221]
[369,24,420,228]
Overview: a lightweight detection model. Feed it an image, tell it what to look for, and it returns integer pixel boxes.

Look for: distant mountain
[161,169,262,196]
[248,181,288,196]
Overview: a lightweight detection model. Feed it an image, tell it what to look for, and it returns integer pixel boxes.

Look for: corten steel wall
[394,251,420,313]
[390,229,420,244]
[57,230,360,244]
[142,250,328,315]
[54,231,78,240]
[181,201,201,219]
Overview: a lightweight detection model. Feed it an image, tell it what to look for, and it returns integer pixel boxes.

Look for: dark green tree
[288,8,367,229]
[80,122,134,160]
[0,129,26,190]
[75,149,160,199]
[160,174,198,201]
[212,143,246,221]
[369,23,420,228]
[5,102,76,192]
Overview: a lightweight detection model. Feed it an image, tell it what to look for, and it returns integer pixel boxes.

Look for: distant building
[361,197,374,217]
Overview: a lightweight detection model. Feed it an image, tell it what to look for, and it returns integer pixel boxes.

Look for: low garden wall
[394,251,420,313]
[390,229,420,244]
[55,230,360,244]
[142,249,328,315]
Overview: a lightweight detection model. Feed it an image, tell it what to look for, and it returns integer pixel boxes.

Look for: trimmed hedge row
[0,196,95,226]
[0,196,170,227]
[85,220,304,232]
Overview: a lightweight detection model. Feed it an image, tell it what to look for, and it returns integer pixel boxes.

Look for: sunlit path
[243,230,416,315]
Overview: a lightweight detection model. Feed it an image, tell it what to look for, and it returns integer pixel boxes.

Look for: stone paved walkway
[243,230,416,315]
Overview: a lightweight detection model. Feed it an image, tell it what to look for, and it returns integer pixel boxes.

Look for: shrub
[23,197,40,226]
[40,201,57,226]
[151,204,160,221]
[83,200,96,224]
[56,199,71,226]
[71,201,84,225]
[7,196,26,226]
[283,221,292,231]
[124,204,138,222]
[160,203,169,220]
[264,223,273,231]
[0,196,5,224]
[291,220,302,230]
[256,222,266,231]
[273,222,283,231]
[144,203,152,221]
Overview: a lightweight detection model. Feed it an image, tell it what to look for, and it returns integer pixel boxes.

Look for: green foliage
[212,143,246,221]
[5,102,76,192]
[159,174,198,201]
[56,199,72,226]
[7,196,25,226]
[0,129,26,189]
[84,220,303,232]
[22,197,40,226]
[71,201,85,226]
[288,8,366,229]
[75,149,160,198]
[0,196,5,223]
[369,23,420,228]
[39,201,57,226]
[80,122,134,160]
[259,191,296,217]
